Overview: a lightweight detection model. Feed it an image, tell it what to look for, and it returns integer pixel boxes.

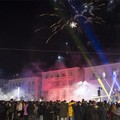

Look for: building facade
[41,67,84,101]
[4,77,41,101]
[2,62,120,102]
[84,62,120,101]
[41,62,120,101]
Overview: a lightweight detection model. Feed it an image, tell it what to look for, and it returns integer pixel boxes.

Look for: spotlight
[58,56,61,60]
[113,71,117,76]
[102,72,106,78]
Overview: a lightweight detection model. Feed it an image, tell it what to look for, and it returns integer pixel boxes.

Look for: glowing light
[102,72,106,78]
[17,87,20,101]
[112,71,120,91]
[113,71,117,76]
[58,56,61,60]
[102,72,112,91]
[66,42,68,45]
[97,77,110,101]
[83,81,87,84]
[84,4,88,9]
[110,0,113,3]
[36,0,119,102]
[108,71,117,102]
[73,81,101,101]
[78,81,83,84]
[70,22,77,28]
[37,0,105,43]
[10,96,14,99]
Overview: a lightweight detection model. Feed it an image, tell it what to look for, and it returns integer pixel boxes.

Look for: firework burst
[35,0,108,44]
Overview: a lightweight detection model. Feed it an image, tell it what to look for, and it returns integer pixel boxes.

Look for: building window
[22,82,24,85]
[32,81,34,85]
[59,81,66,86]
[54,81,59,86]
[56,74,59,78]
[29,82,31,85]
[68,70,74,77]
[51,74,53,78]
[60,72,66,77]
[92,73,97,80]
[54,72,59,78]
[117,73,119,78]
[46,75,49,79]
[19,83,21,87]
[69,80,74,85]
[28,89,30,92]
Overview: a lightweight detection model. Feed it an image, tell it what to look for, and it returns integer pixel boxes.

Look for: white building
[4,77,41,101]
[2,62,120,102]
[41,67,84,101]
[41,62,120,102]
[84,62,120,101]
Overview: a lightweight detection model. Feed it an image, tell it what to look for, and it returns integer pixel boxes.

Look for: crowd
[0,98,120,120]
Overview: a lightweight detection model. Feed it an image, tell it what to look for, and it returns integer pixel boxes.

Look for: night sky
[0,0,120,79]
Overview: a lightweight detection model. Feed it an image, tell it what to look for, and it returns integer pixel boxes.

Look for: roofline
[41,67,80,74]
[84,62,120,70]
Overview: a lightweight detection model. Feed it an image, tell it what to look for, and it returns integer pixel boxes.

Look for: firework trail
[36,0,119,43]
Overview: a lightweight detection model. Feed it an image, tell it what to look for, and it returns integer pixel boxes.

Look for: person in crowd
[85,101,101,120]
[16,101,23,120]
[97,102,109,120]
[49,101,56,120]
[73,101,83,120]
[38,101,45,120]
[2,98,120,120]
[27,101,34,120]
[108,103,116,120]
[54,101,60,120]
[44,101,53,120]
[33,101,39,120]
[112,103,120,120]
[0,101,6,120]
[59,100,68,120]
[68,100,75,120]
[81,100,88,120]
[23,101,28,120]
[7,99,16,120]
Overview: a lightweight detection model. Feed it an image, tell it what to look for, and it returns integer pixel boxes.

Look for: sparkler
[35,0,117,44]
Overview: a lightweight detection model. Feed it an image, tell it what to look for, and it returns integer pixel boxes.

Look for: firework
[36,0,119,43]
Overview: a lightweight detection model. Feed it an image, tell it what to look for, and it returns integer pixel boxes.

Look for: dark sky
[0,0,120,79]
[0,1,52,77]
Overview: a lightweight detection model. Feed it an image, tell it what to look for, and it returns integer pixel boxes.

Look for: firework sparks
[70,21,77,28]
[36,0,111,43]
